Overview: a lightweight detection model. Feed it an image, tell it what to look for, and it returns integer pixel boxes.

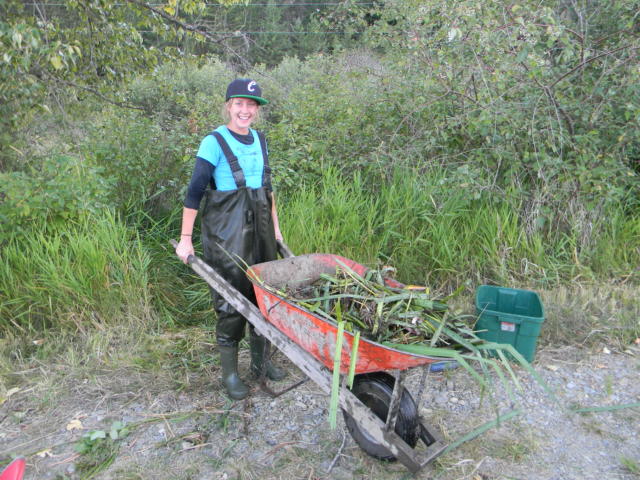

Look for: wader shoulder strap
[257,131,272,190]
[212,131,246,189]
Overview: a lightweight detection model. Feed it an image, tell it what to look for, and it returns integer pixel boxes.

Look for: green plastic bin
[474,285,545,362]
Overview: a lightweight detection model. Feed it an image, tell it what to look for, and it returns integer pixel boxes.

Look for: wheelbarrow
[172,241,449,473]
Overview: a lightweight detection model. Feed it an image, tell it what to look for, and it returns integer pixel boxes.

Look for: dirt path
[2,343,639,480]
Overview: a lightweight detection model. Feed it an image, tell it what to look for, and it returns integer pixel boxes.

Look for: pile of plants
[284,265,468,348]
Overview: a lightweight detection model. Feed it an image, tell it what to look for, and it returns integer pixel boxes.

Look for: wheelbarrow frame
[172,241,448,473]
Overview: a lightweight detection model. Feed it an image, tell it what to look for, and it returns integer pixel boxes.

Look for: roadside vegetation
[1,0,639,476]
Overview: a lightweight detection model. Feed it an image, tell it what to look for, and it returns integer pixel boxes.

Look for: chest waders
[201,131,286,399]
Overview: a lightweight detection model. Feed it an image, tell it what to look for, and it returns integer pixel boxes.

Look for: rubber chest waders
[200,131,277,347]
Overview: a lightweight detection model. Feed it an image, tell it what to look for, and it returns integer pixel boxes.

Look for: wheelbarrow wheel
[342,372,419,461]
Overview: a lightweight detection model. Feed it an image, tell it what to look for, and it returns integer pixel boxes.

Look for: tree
[0,0,251,167]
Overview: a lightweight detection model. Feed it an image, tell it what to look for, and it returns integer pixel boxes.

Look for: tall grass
[279,167,639,289]
[1,166,636,338]
[0,211,153,333]
[125,207,214,328]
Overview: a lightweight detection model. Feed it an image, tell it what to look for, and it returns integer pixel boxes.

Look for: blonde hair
[220,98,262,124]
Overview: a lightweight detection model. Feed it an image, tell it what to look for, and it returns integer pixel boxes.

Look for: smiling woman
[225,97,260,134]
[174,78,287,400]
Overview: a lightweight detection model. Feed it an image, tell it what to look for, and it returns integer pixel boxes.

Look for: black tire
[342,372,419,461]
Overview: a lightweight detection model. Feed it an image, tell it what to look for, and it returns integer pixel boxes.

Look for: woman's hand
[176,236,195,264]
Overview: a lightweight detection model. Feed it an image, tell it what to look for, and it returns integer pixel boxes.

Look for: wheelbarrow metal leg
[384,369,405,432]
[418,421,448,467]
[260,377,309,398]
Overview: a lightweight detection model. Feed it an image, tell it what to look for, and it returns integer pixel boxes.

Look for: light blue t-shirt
[196,126,265,191]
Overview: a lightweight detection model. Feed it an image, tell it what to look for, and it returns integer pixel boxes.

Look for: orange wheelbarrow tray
[247,253,452,374]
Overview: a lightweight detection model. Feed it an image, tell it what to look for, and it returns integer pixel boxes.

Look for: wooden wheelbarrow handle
[276,239,294,259]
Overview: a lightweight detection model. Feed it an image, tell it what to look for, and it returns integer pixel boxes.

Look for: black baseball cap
[225,78,268,105]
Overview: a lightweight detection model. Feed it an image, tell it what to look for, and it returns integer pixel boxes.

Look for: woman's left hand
[176,236,195,264]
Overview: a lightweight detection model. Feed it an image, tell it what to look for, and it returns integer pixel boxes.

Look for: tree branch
[124,0,250,67]
[49,75,145,111]
[125,0,235,45]
[549,44,639,89]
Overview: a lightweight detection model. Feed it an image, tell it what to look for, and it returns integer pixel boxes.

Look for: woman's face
[226,97,259,134]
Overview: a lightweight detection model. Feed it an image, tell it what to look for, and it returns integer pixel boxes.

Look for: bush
[80,109,197,215]
[0,154,109,241]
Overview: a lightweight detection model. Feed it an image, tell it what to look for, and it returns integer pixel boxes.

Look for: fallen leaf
[0,387,21,406]
[32,339,45,346]
[66,419,83,431]
[545,364,559,372]
[37,449,53,458]
[595,363,607,369]
[6,387,20,397]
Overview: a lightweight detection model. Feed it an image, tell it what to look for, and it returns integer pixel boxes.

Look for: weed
[604,375,614,396]
[578,411,603,435]
[621,456,640,475]
[74,421,129,477]
[500,441,531,462]
[217,404,233,433]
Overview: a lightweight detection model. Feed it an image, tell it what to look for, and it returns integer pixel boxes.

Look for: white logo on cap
[247,81,257,92]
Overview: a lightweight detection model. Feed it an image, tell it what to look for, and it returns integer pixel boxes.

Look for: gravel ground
[2,343,639,480]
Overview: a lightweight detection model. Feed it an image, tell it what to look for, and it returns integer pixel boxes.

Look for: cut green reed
[328,303,345,430]
[347,331,360,389]
[283,261,455,346]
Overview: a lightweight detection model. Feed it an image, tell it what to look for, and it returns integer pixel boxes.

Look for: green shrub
[0,154,109,241]
[127,60,229,121]
[81,109,196,215]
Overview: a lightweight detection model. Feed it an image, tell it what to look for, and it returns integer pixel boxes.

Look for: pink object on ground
[0,458,25,480]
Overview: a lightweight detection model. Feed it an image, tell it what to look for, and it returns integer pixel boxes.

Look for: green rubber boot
[218,345,249,400]
[250,332,286,381]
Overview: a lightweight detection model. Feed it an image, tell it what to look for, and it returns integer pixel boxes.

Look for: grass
[280,167,640,291]
[0,210,153,333]
[1,165,637,348]
[279,167,640,348]
[538,283,640,348]
[621,456,640,476]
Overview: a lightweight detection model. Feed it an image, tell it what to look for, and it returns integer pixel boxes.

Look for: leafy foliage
[0,154,109,240]
[80,110,195,214]
[360,0,640,211]
[75,421,129,477]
